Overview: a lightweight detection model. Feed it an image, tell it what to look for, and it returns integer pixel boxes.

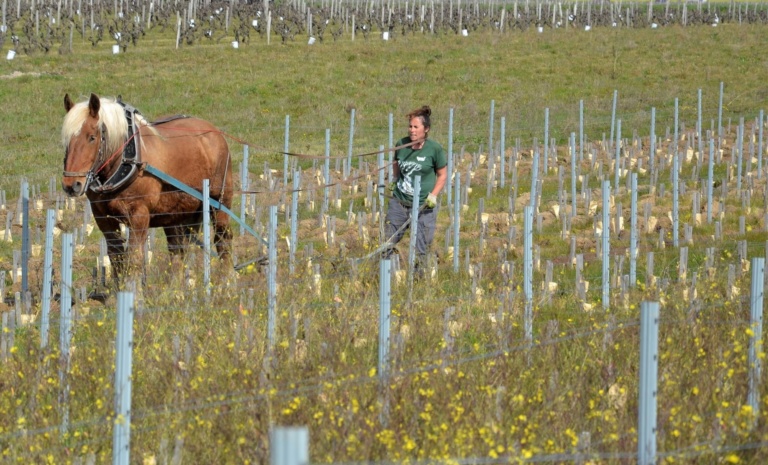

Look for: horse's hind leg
[164,225,188,259]
[213,209,233,266]
[163,225,191,284]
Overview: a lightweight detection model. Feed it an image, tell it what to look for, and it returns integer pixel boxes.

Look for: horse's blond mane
[61,97,157,157]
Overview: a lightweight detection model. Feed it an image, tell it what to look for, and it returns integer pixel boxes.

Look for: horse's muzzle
[62,178,87,197]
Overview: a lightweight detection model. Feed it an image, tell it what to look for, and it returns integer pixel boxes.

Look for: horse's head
[61,93,129,197]
[62,93,104,197]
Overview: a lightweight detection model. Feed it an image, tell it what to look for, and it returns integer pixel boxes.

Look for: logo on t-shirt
[398,160,423,196]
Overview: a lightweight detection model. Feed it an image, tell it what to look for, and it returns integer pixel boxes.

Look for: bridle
[62,122,108,192]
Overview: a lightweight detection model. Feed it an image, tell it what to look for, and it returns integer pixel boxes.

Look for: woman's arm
[392,160,400,181]
[432,165,447,196]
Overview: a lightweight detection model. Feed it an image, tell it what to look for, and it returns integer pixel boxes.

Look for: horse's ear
[64,94,74,113]
[88,93,100,118]
[117,95,123,103]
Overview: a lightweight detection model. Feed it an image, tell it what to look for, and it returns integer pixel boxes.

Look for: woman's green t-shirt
[393,137,447,205]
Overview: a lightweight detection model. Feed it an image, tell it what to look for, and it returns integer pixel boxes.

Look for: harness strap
[143,163,268,247]
[90,101,143,194]
[63,170,90,177]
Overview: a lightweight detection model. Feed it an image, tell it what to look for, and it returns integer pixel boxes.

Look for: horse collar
[90,101,142,194]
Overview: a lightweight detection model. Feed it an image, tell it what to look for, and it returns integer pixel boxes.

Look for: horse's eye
[89,135,96,142]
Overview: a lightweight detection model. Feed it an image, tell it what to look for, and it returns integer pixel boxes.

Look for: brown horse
[61,93,233,282]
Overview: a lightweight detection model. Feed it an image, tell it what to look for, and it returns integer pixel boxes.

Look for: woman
[383,106,448,275]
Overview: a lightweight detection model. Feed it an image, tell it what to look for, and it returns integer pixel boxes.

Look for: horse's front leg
[94,215,126,288]
[125,206,150,287]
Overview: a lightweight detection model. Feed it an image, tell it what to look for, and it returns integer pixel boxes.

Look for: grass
[0,19,768,464]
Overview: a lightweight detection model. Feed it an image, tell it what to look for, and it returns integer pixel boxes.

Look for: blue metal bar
[649,107,656,175]
[673,152,679,248]
[500,116,506,189]
[112,292,134,465]
[453,175,460,273]
[759,109,764,180]
[203,179,211,295]
[447,108,454,205]
[698,89,703,163]
[718,82,724,146]
[579,99,584,163]
[21,179,29,298]
[530,150,539,209]
[615,119,621,196]
[610,90,618,148]
[378,259,391,378]
[543,107,549,174]
[602,180,610,310]
[346,108,355,179]
[737,117,744,193]
[488,100,495,174]
[376,144,385,196]
[268,206,277,352]
[40,209,55,349]
[707,138,714,224]
[524,205,533,345]
[270,427,309,465]
[638,301,659,465]
[630,173,638,287]
[283,115,290,188]
[571,132,577,218]
[748,258,765,422]
[674,97,679,158]
[408,176,421,276]
[239,145,249,237]
[324,129,330,213]
[59,232,73,436]
[388,113,394,181]
[143,164,267,246]
[290,170,299,275]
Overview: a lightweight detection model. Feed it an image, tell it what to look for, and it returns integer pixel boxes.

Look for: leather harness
[88,98,189,194]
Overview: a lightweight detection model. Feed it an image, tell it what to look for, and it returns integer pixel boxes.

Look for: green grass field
[1,21,767,189]
[1,20,768,464]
